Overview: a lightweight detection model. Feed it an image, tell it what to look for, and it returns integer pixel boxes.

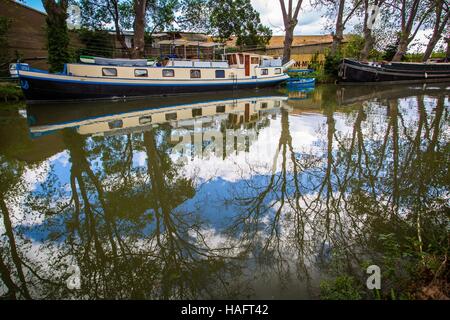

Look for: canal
[0,83,448,299]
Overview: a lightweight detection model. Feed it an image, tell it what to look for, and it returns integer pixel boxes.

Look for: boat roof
[224,52,277,59]
[157,39,222,47]
[80,56,154,67]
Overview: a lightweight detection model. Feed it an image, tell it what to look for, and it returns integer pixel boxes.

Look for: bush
[382,43,399,61]
[324,53,342,79]
[320,276,363,300]
[0,17,11,77]
[0,82,23,102]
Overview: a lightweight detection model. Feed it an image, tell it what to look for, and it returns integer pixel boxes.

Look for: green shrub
[0,17,12,77]
[0,82,23,102]
[320,276,363,300]
[324,53,342,79]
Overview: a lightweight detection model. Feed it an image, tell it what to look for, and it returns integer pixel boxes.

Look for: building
[226,34,350,68]
[0,0,49,71]
[0,0,83,72]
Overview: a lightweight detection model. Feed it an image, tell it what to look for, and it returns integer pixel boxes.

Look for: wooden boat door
[245,55,250,76]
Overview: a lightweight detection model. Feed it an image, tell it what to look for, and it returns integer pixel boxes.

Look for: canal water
[0,84,448,299]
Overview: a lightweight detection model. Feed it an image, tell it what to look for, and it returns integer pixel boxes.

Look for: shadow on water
[0,83,449,299]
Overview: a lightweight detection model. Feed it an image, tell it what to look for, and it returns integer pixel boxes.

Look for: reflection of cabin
[78,97,286,136]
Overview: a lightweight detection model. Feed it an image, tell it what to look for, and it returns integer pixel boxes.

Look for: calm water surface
[0,84,449,299]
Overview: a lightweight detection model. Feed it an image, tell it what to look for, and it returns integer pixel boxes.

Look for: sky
[21,0,432,49]
[22,0,330,35]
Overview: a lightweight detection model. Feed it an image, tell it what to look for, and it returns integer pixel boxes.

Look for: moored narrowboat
[17,53,293,104]
[338,58,450,84]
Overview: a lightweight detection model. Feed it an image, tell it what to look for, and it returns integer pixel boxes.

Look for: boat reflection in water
[0,84,447,300]
[27,90,291,162]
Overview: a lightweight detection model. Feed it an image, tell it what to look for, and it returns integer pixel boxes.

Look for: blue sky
[22,0,45,13]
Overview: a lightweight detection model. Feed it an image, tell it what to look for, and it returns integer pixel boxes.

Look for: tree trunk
[359,0,372,61]
[330,0,345,57]
[282,23,295,64]
[423,35,440,62]
[108,0,132,57]
[0,195,31,299]
[422,3,449,62]
[391,0,432,62]
[446,37,450,62]
[392,38,408,62]
[279,0,304,64]
[131,0,147,59]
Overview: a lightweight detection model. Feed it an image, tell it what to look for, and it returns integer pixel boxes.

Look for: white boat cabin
[66,53,286,81]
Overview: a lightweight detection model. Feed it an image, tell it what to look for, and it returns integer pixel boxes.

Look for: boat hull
[338,59,450,84]
[18,71,289,104]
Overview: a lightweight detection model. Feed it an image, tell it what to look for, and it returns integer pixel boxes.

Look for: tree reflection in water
[0,85,448,299]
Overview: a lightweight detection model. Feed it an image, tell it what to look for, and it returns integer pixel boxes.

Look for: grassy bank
[0,82,23,102]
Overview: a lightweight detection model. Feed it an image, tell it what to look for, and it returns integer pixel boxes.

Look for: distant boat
[338,58,450,84]
[286,77,315,86]
[17,54,293,104]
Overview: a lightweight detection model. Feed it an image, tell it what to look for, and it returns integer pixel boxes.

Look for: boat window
[274,101,281,108]
[192,108,202,117]
[163,69,175,77]
[102,68,117,77]
[261,69,269,75]
[215,70,225,78]
[108,119,123,129]
[139,116,152,125]
[275,68,282,74]
[190,69,201,78]
[238,54,244,64]
[216,105,225,113]
[261,102,268,109]
[165,112,177,120]
[251,57,259,64]
[134,69,148,77]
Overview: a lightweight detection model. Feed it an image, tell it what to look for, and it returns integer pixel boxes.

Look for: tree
[209,0,272,48]
[422,0,450,61]
[390,0,435,62]
[315,0,363,56]
[42,0,70,72]
[446,34,450,61]
[0,17,11,77]
[131,0,148,58]
[359,0,387,61]
[279,0,304,63]
[76,0,192,58]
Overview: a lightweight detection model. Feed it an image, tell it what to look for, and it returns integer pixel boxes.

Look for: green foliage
[0,83,23,102]
[46,12,71,72]
[382,42,399,61]
[76,28,114,58]
[320,276,363,300]
[324,52,342,79]
[210,0,272,48]
[342,35,365,59]
[0,17,11,77]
